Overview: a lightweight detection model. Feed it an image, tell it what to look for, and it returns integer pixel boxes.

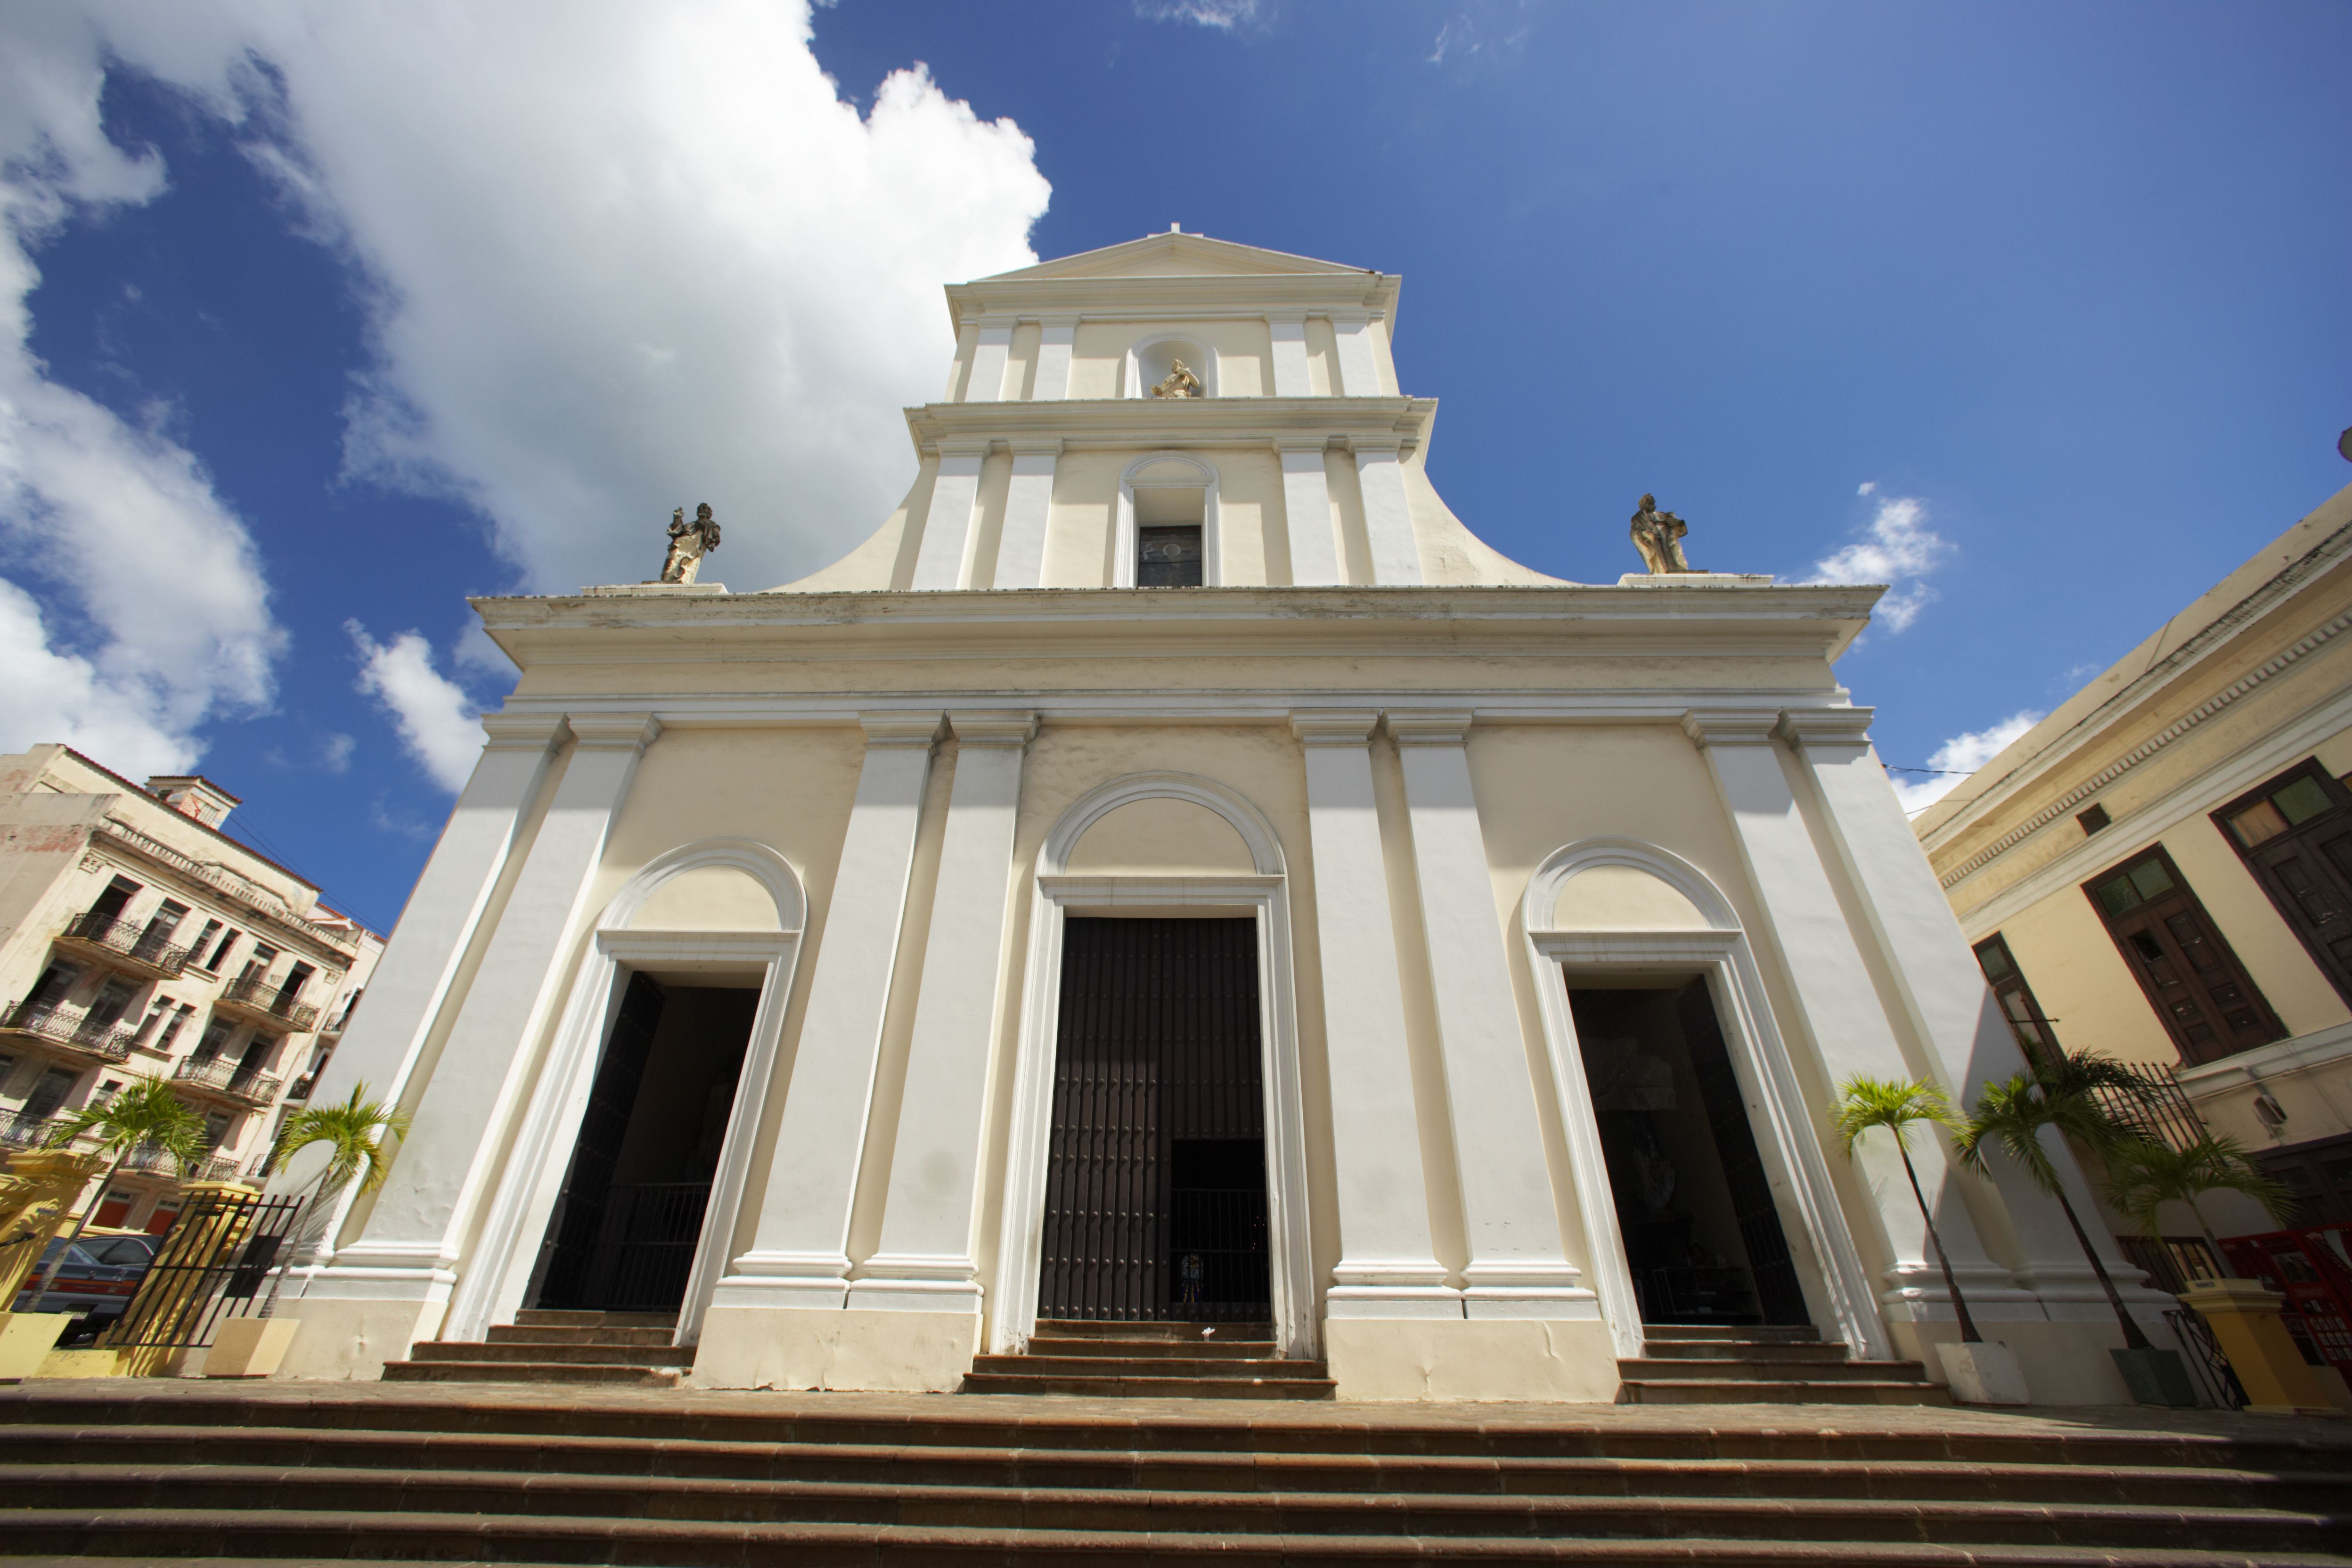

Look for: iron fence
[2164,1308,2248,1410]
[218,973,320,1033]
[2117,1234,2222,1295]
[2090,1062,2209,1152]
[100,1188,305,1351]
[60,910,196,976]
[0,1002,137,1063]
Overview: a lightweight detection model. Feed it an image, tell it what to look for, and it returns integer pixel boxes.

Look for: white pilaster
[1774,709,2151,1308]
[716,712,943,1308]
[1352,441,1424,586]
[854,712,1038,1314]
[1331,314,1380,397]
[964,320,1013,403]
[1278,439,1342,587]
[990,441,1060,591]
[1031,317,1076,401]
[1680,709,2009,1331]
[1388,710,1588,1317]
[1292,712,1455,1317]
[1267,313,1312,397]
[327,713,662,1296]
[910,441,988,591]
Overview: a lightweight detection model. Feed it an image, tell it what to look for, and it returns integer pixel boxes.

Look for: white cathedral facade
[276,233,2171,1402]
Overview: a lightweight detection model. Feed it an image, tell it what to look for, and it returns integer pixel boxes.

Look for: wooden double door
[1037,917,1272,1323]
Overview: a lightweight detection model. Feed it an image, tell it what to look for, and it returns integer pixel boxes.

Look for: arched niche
[1066,796,1258,874]
[1125,333,1218,399]
[1550,863,1715,932]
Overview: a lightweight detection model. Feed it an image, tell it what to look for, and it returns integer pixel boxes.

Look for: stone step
[1620,1380,1951,1406]
[1618,1357,1933,1384]
[405,1340,690,1368]
[957,1371,1338,1399]
[1633,1342,1854,1363]
[378,1359,681,1387]
[1020,1333,1280,1359]
[1,1504,2343,1565]
[1030,1317,1273,1340]
[509,1308,677,1329]
[483,1323,679,1347]
[969,1354,1322,1380]
[3,1429,2343,1512]
[1642,1324,1822,1342]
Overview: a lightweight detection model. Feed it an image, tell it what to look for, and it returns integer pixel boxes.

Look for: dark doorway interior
[530,974,756,1314]
[1569,977,1810,1327]
[1038,917,1270,1322]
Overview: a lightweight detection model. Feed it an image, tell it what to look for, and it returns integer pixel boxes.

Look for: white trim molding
[1519,838,1887,1359]
[1115,451,1222,589]
[990,771,1315,1358]
[443,838,807,1349]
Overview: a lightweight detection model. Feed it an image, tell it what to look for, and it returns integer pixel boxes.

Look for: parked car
[11,1231,161,1339]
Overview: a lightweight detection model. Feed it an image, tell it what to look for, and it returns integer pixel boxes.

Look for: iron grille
[566,1182,710,1313]
[101,1189,305,1351]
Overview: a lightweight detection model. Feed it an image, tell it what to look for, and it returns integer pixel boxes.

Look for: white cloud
[318,732,354,774]
[1429,16,1479,64]
[346,622,482,793]
[1857,481,1877,496]
[77,0,1052,596]
[1802,493,1952,632]
[1138,0,1265,28]
[1892,710,2043,815]
[0,8,283,775]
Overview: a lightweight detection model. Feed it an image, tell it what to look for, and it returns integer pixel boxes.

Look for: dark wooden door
[1038,917,1268,1322]
[2218,763,2352,1007]
[531,972,665,1310]
[1676,979,1811,1328]
[2087,848,2284,1064]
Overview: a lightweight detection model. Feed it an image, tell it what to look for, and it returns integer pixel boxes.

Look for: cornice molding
[947,710,1039,748]
[943,272,1398,329]
[858,711,946,749]
[1289,709,1380,746]
[905,396,1433,455]
[565,714,662,753]
[1386,708,1475,746]
[1775,707,1877,749]
[1681,708,1783,748]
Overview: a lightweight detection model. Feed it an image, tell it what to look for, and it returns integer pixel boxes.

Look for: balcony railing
[0,1000,138,1063]
[89,816,359,960]
[213,973,320,1034]
[172,1054,284,1107]
[194,1153,246,1183]
[55,910,195,978]
[115,1142,192,1176]
[0,1113,62,1151]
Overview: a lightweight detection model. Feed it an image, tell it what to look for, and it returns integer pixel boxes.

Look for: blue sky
[2,1,2346,933]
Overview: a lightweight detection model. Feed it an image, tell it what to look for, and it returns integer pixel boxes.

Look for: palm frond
[1829,1076,1958,1157]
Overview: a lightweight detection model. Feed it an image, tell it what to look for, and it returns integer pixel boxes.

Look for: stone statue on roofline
[1629,493,1698,575]
[659,502,721,584]
[1151,359,1202,399]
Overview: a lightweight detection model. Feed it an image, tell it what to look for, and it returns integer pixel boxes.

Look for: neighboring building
[283,232,2168,1403]
[1917,483,2352,1232]
[0,745,384,1231]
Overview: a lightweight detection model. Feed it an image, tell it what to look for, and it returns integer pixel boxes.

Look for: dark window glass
[1972,934,2057,1055]
[2083,845,2284,1064]
[1137,525,1204,588]
[2214,760,2352,1007]
[2078,803,2111,834]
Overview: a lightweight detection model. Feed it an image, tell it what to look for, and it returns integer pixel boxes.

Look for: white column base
[692,1303,980,1391]
[710,1250,855,1311]
[1324,1316,1620,1402]
[847,1253,985,1315]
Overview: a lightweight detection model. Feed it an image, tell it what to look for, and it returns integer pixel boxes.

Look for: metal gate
[103,1189,306,1351]
[1038,917,1269,1323]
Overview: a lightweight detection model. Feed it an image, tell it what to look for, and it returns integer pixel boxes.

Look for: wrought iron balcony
[54,909,196,979]
[115,1142,191,1175]
[171,1054,284,1107]
[194,1153,246,1183]
[0,1000,138,1063]
[0,1113,61,1151]
[212,973,320,1034]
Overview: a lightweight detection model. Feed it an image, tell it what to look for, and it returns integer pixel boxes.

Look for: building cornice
[474,583,1882,670]
[903,396,1435,456]
[943,272,1399,330]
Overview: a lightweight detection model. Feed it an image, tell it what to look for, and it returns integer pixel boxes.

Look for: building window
[2214,760,2352,1007]
[1137,525,1205,587]
[204,927,241,971]
[1972,933,2059,1059]
[188,919,225,969]
[152,1003,195,1054]
[2077,803,2111,834]
[2084,846,2285,1064]
[85,875,141,930]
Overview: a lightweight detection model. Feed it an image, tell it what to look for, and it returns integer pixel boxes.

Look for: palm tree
[258,1084,410,1315]
[1954,1073,2152,1351]
[2104,1135,2296,1275]
[30,1078,207,1304]
[1831,1076,1982,1344]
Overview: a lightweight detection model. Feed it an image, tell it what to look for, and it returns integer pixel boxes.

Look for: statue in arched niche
[1151,359,1203,399]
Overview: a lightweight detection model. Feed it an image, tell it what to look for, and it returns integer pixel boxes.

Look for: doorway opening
[1038,917,1269,1322]
[1568,976,1810,1328]
[528,973,756,1314]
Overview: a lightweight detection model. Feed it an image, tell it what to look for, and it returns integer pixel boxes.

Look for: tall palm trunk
[2049,1178,2152,1351]
[28,1147,130,1304]
[1896,1142,1981,1344]
[256,1166,344,1318]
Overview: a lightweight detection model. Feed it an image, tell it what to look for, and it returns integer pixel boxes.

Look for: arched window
[1117,453,1220,587]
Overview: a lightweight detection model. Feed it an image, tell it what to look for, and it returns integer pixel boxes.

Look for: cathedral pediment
[982,229,1369,281]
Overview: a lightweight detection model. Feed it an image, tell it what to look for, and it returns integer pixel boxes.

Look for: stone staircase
[1617,1323,1950,1404]
[1,1381,2348,1564]
[379,1308,690,1387]
[962,1317,1338,1398]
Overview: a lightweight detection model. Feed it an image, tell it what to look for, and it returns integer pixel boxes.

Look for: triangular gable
[982,231,1373,282]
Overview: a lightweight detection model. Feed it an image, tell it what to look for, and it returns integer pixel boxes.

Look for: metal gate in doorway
[1037,917,1270,1323]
